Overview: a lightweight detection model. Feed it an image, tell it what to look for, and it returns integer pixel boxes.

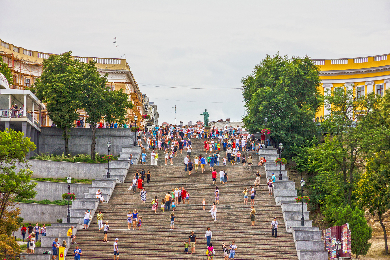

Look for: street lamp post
[301,179,305,226]
[107,141,111,178]
[278,143,283,180]
[66,177,72,223]
[134,116,138,146]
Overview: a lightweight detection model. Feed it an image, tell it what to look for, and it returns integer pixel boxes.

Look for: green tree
[79,61,132,160]
[356,89,390,255]
[0,56,13,86]
[242,53,322,157]
[0,129,36,258]
[34,52,83,155]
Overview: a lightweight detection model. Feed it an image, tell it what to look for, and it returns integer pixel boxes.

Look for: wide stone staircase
[67,138,300,259]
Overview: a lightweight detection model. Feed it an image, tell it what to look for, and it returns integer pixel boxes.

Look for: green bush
[15,199,72,206]
[32,177,92,184]
[30,153,118,163]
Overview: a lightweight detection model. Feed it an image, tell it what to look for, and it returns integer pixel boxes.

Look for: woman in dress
[137,176,143,190]
[174,188,179,205]
[132,209,138,230]
[152,196,158,214]
[250,206,256,226]
[140,188,147,203]
[247,155,253,166]
[29,233,36,254]
[215,187,220,205]
[210,202,217,221]
[207,243,214,260]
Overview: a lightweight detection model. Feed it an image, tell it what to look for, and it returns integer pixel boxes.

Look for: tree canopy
[34,51,82,155]
[0,129,36,258]
[242,53,322,157]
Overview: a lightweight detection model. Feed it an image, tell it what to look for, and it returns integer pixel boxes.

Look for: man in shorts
[52,238,59,260]
[200,156,206,173]
[113,238,119,260]
[229,240,237,259]
[188,231,196,254]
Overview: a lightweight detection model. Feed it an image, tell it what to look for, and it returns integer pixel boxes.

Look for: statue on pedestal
[200,109,209,127]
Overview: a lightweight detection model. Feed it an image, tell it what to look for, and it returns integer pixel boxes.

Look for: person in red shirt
[212,170,217,185]
[21,225,27,242]
[181,187,187,205]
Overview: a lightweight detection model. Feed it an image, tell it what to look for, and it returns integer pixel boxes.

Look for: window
[333,87,344,95]
[13,46,19,53]
[356,85,365,98]
[25,78,30,87]
[376,84,384,96]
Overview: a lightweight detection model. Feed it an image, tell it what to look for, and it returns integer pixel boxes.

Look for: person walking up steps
[152,196,158,214]
[103,221,109,242]
[189,231,196,254]
[194,156,199,172]
[215,187,219,205]
[243,188,248,205]
[219,169,225,184]
[170,212,175,230]
[211,170,217,185]
[250,186,255,206]
[113,238,119,260]
[127,211,132,230]
[210,202,217,221]
[229,240,237,259]
[267,178,273,195]
[205,227,212,247]
[73,245,82,260]
[184,155,189,172]
[201,155,206,173]
[150,150,155,165]
[250,206,256,226]
[271,217,278,237]
[132,210,138,230]
[97,211,103,231]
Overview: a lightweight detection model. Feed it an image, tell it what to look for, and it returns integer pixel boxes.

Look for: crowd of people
[33,124,280,259]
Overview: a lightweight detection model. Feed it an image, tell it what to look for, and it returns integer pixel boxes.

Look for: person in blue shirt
[141,152,146,165]
[74,246,82,260]
[200,156,206,173]
[52,238,58,260]
[210,155,215,171]
[271,173,276,183]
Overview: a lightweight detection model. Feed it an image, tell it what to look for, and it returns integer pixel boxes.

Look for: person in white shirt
[271,217,278,237]
[113,238,119,259]
[184,155,189,172]
[128,176,137,193]
[205,227,212,247]
[96,189,104,203]
[83,210,90,229]
[219,170,225,184]
[210,202,217,221]
[150,150,156,165]
[194,157,199,172]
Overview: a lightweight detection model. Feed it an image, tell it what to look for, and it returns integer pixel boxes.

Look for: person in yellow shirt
[67,226,76,244]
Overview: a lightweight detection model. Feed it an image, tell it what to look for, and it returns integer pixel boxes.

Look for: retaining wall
[16,203,67,223]
[38,127,135,156]
[26,160,105,179]
[33,181,90,201]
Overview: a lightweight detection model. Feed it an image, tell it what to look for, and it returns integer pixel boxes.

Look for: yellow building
[0,39,146,127]
[313,54,389,118]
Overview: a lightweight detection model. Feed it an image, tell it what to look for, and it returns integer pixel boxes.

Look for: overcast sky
[1,0,390,124]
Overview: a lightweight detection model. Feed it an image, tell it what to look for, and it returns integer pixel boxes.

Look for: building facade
[313,54,389,118]
[0,38,152,127]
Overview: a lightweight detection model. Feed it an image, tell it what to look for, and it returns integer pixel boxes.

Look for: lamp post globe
[107,141,111,178]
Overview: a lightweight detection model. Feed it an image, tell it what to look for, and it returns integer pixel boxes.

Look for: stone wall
[16,203,67,223]
[33,181,90,201]
[27,160,105,179]
[38,127,134,156]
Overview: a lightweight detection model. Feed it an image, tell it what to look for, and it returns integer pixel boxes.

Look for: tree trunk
[63,127,69,155]
[91,123,96,161]
[379,214,389,254]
